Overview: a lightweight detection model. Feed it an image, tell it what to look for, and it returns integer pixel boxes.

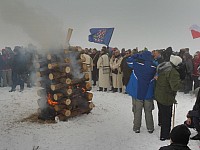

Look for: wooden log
[35,61,47,69]
[36,70,48,78]
[59,77,72,85]
[54,104,72,111]
[61,109,71,117]
[64,88,73,96]
[47,53,59,61]
[50,83,65,91]
[76,82,91,91]
[53,93,64,101]
[81,63,88,72]
[48,63,70,70]
[59,97,86,106]
[84,92,93,101]
[64,58,71,63]
[54,103,94,121]
[60,98,72,105]
[49,72,67,80]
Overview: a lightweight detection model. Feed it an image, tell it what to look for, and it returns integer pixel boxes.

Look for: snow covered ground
[0,85,199,150]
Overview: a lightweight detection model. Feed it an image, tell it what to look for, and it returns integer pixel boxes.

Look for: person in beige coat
[110,48,123,92]
[97,47,110,92]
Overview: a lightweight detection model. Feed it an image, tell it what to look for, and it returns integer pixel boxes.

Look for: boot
[190,134,200,140]
[97,87,103,91]
[9,88,16,92]
[119,88,122,93]
[104,88,107,92]
[113,88,117,92]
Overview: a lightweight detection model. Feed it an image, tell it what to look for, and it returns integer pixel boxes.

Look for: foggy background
[0,0,200,54]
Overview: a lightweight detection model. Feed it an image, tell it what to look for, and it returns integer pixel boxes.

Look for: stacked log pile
[35,47,95,121]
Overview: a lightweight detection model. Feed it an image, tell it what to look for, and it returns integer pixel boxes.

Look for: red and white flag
[190,24,200,39]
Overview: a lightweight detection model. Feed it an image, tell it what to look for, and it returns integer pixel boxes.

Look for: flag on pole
[190,24,200,39]
[88,28,114,46]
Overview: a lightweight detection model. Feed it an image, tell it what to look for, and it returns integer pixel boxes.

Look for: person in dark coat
[155,55,182,141]
[9,46,26,92]
[0,52,3,86]
[159,124,191,150]
[120,49,132,87]
[185,87,200,140]
[162,47,173,62]
[192,52,200,90]
[182,53,193,94]
[90,48,99,86]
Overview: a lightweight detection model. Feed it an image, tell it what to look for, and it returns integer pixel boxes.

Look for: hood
[157,62,172,74]
[137,51,153,61]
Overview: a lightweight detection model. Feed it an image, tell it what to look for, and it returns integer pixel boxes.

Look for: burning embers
[36,47,94,121]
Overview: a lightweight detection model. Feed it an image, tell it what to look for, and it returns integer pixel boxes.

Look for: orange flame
[47,93,58,106]
[82,88,86,93]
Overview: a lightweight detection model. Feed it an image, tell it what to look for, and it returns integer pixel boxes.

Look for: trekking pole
[172,103,177,129]
[170,103,177,144]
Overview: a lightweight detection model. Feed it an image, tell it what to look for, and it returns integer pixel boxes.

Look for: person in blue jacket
[126,50,156,133]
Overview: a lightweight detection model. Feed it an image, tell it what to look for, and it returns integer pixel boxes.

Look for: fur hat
[170,55,182,66]
[170,124,191,145]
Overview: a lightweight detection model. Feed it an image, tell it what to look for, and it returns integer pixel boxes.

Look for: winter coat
[12,52,26,74]
[192,54,200,76]
[126,51,156,100]
[97,53,110,88]
[155,62,182,106]
[0,55,3,71]
[1,53,11,70]
[120,56,132,86]
[110,55,123,88]
[183,53,193,79]
[159,143,191,150]
[187,88,200,118]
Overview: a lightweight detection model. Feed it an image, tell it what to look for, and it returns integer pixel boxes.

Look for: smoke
[0,0,65,49]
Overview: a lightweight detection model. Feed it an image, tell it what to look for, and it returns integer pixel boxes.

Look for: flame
[47,93,58,106]
[82,88,86,93]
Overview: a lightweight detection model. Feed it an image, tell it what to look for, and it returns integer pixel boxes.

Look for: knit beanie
[170,55,182,66]
[170,124,191,145]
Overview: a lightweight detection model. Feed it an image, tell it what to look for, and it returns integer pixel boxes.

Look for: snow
[0,85,199,150]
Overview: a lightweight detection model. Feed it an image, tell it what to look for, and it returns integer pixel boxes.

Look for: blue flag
[88,28,114,46]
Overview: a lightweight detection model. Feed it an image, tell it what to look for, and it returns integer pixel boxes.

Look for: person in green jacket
[155,55,182,141]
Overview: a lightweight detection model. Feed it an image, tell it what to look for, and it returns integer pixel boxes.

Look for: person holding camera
[185,87,200,140]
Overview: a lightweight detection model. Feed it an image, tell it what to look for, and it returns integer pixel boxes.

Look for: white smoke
[0,0,65,50]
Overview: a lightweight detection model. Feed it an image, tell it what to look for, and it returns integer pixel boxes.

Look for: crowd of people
[0,44,36,91]
[0,45,200,148]
[83,46,200,148]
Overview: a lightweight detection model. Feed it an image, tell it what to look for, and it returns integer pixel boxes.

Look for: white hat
[170,55,182,66]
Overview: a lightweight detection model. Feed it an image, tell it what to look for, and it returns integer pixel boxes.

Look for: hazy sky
[0,0,200,54]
